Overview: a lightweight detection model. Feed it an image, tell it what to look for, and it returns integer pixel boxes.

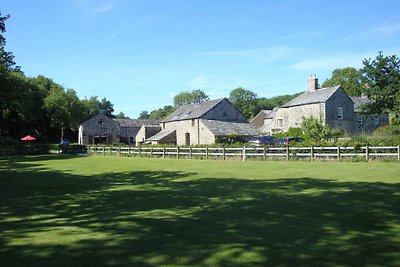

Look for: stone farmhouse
[260,75,388,135]
[146,98,258,145]
[78,113,159,145]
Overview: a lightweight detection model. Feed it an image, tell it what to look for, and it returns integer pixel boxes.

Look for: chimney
[307,74,318,92]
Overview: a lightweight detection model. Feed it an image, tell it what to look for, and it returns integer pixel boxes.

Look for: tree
[173,89,209,107]
[44,87,83,141]
[361,52,400,123]
[228,87,258,120]
[115,112,128,119]
[322,67,364,96]
[99,97,114,117]
[138,110,150,119]
[149,105,175,119]
[301,117,340,142]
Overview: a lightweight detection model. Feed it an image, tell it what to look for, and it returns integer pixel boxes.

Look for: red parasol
[20,135,36,141]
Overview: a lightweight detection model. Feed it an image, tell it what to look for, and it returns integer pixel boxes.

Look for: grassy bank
[1,155,399,266]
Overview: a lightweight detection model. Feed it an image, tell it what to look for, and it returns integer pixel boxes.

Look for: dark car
[248,135,278,146]
[275,137,305,146]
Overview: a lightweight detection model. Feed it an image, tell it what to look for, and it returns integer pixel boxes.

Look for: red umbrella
[20,135,36,141]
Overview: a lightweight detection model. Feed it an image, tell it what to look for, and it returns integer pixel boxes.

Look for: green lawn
[0,155,399,266]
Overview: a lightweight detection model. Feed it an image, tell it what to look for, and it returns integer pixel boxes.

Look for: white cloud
[199,46,297,63]
[92,2,113,13]
[368,22,400,36]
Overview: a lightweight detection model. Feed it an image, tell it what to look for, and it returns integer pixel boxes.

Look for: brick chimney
[307,74,318,92]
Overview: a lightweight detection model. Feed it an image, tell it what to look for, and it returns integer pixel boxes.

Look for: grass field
[0,155,399,266]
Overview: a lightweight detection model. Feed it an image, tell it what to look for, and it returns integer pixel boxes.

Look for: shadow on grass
[0,156,399,266]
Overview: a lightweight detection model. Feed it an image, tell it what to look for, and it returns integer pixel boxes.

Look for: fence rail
[87,145,400,162]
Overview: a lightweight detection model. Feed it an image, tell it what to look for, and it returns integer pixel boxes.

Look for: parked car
[248,135,278,146]
[275,137,305,146]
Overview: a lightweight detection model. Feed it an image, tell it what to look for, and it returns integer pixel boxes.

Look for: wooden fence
[87,145,400,162]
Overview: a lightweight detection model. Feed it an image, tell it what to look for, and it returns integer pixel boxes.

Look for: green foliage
[215,133,247,145]
[173,89,209,107]
[138,110,150,119]
[149,105,175,119]
[229,87,258,120]
[361,52,400,123]
[322,67,364,96]
[273,127,304,138]
[256,92,302,112]
[302,117,341,142]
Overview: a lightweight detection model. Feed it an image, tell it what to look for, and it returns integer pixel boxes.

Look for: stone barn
[146,98,258,145]
[78,113,159,145]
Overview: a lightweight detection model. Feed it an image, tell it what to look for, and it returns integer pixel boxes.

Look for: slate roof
[350,96,370,112]
[146,129,176,141]
[161,98,225,123]
[114,119,159,127]
[202,120,258,136]
[265,107,278,119]
[281,85,341,108]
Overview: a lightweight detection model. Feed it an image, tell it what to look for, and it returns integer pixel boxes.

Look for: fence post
[206,147,209,160]
[163,147,166,158]
[138,147,141,157]
[150,147,153,157]
[286,145,289,161]
[222,147,226,160]
[337,146,340,162]
[118,146,121,156]
[398,145,400,162]
[102,146,105,156]
[128,145,131,156]
[310,146,314,161]
[189,147,192,159]
[242,146,246,161]
[365,146,369,162]
[176,146,179,159]
[263,147,266,160]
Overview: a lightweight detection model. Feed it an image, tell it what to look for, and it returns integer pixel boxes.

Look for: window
[277,118,283,128]
[358,116,363,125]
[337,107,343,120]
[375,115,379,125]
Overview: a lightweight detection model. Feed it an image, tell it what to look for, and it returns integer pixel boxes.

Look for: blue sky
[2,0,400,118]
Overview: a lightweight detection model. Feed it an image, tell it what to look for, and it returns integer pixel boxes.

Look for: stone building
[146,98,258,145]
[260,75,389,135]
[351,96,389,134]
[250,110,272,128]
[78,113,159,145]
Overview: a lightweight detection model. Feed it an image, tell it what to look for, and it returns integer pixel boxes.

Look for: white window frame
[358,116,363,125]
[277,118,283,128]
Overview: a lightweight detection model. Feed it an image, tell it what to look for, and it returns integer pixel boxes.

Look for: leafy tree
[301,117,340,142]
[44,87,83,141]
[99,97,114,117]
[173,89,209,107]
[322,67,364,96]
[138,110,150,119]
[256,93,301,112]
[228,87,258,120]
[115,112,128,119]
[361,52,400,123]
[149,105,175,119]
